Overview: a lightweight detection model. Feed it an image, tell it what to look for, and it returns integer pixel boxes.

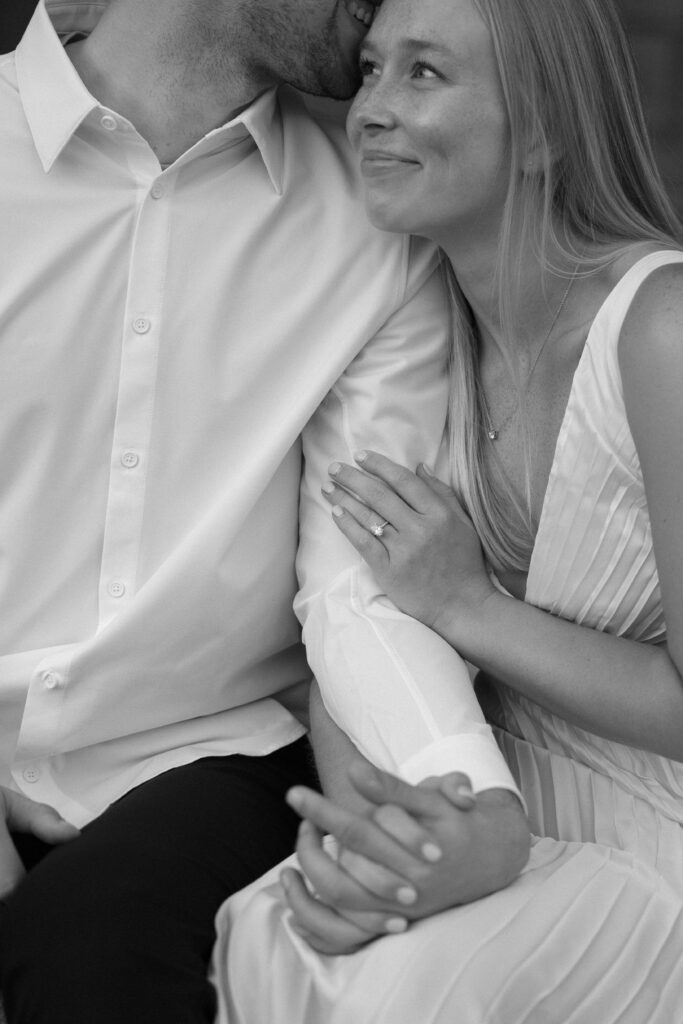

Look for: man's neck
[66,0,270,165]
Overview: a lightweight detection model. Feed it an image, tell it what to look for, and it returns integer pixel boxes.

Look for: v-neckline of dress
[523,250,680,604]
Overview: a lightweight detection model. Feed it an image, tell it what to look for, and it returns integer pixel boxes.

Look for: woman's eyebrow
[401,38,454,55]
[361,37,455,58]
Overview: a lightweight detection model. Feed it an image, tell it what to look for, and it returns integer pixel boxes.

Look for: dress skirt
[210,698,683,1024]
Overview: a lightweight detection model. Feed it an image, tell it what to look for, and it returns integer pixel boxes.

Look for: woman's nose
[348,82,398,136]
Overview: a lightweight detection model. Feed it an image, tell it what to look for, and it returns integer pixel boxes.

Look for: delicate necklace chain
[482,269,578,441]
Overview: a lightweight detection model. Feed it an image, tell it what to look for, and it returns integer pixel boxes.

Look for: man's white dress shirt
[0,0,518,827]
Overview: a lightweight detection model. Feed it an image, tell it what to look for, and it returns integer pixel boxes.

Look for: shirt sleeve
[296,237,520,796]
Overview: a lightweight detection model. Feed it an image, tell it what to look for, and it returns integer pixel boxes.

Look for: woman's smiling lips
[359,149,421,177]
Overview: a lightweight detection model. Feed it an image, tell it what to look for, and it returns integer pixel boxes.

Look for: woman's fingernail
[456,784,476,806]
[422,842,443,863]
[332,505,344,518]
[385,917,408,934]
[280,871,291,892]
[396,886,417,906]
[321,482,335,494]
[329,462,341,475]
[354,450,368,463]
[421,463,434,476]
[286,787,304,809]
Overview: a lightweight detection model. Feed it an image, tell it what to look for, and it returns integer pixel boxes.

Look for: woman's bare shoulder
[617,252,683,443]
[603,240,682,290]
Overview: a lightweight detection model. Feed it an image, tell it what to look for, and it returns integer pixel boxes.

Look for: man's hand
[0,786,80,898]
[345,762,529,909]
[281,762,529,954]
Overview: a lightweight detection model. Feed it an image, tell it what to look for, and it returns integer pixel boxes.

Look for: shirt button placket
[97,170,168,630]
[107,579,126,599]
[121,450,140,469]
[132,316,151,335]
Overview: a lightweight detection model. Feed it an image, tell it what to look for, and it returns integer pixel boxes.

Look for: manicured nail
[421,463,434,476]
[422,842,443,863]
[329,462,341,475]
[396,886,417,906]
[321,481,335,494]
[456,784,476,806]
[385,917,408,934]
[332,505,344,518]
[354,450,368,463]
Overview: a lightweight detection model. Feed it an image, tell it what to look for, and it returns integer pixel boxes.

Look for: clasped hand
[280,762,529,956]
[322,450,494,635]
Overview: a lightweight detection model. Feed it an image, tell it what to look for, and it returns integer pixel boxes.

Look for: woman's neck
[440,226,583,369]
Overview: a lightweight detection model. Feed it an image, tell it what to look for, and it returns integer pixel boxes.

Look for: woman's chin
[363,199,414,236]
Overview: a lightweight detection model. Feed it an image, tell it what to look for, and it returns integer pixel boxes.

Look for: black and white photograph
[0,1,682,1022]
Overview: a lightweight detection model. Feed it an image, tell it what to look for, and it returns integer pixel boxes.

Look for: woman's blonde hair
[448,0,682,570]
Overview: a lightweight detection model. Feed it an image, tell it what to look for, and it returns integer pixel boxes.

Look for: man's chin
[309,60,362,102]
[321,77,361,102]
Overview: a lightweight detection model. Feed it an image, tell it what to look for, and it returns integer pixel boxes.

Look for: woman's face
[347,0,510,245]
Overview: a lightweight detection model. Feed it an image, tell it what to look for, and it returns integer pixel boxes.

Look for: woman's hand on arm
[323,416,683,760]
[323,450,494,633]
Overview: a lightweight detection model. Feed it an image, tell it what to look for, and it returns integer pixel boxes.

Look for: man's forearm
[309,681,376,815]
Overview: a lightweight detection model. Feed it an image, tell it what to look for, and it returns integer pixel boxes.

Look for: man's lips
[343,0,381,29]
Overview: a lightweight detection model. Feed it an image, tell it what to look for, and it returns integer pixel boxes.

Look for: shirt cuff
[398,732,524,805]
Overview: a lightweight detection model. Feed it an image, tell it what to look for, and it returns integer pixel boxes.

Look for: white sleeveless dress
[210,251,683,1024]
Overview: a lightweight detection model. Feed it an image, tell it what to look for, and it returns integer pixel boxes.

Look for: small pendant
[487,428,499,441]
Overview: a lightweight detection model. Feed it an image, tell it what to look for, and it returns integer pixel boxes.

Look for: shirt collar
[15,0,286,192]
[15,1,102,172]
[233,88,285,195]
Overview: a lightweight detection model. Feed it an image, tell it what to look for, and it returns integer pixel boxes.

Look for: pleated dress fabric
[210,251,683,1024]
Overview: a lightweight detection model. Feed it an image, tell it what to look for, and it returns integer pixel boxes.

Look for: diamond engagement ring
[370,520,390,538]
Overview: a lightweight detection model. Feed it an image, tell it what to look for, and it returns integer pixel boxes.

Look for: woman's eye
[359,57,379,78]
[412,62,439,80]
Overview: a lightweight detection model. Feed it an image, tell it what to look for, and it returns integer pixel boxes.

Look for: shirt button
[132,317,151,334]
[100,114,118,131]
[23,766,42,783]
[121,450,140,468]
[150,182,165,199]
[42,670,63,690]
[107,580,126,598]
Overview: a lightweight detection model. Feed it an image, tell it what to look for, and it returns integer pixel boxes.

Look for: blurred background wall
[1,0,681,216]
[615,0,683,215]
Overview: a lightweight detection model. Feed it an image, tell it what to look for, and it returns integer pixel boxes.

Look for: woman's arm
[322,265,683,760]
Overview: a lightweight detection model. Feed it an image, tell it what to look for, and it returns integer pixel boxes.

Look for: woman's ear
[521,128,562,176]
